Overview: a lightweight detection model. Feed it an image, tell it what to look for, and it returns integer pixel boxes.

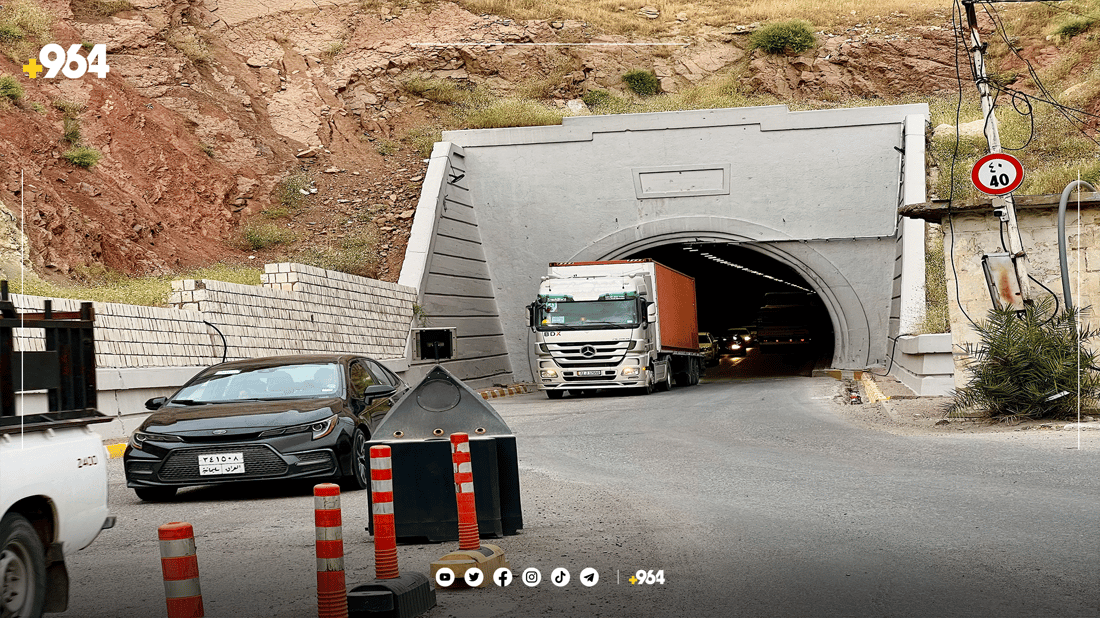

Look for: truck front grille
[158,445,289,482]
[547,340,629,368]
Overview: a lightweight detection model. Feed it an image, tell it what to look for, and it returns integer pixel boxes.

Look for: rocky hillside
[0,0,1095,287]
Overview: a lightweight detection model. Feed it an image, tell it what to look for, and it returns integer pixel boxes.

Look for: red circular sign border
[971,152,1024,196]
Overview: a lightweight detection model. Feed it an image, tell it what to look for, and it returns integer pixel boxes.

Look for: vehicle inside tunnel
[627,243,835,378]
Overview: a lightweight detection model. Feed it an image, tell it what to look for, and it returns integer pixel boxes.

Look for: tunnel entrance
[627,243,835,378]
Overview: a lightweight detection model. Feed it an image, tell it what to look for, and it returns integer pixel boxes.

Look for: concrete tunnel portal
[398,104,929,388]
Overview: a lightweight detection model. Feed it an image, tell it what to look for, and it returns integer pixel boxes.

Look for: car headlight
[130,431,183,450]
[259,414,338,440]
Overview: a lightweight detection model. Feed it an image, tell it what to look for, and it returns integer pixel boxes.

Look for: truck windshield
[536,299,639,330]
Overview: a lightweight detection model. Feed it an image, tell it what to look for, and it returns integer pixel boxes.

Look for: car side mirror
[145,397,167,410]
[363,384,397,400]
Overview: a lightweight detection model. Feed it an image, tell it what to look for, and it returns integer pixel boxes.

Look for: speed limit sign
[972,153,1024,196]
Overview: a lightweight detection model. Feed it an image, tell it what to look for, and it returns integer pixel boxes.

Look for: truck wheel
[656,368,672,392]
[546,390,564,400]
[1,513,47,618]
[688,359,700,385]
[135,487,178,502]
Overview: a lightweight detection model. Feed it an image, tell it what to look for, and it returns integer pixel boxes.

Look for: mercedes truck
[526,260,703,398]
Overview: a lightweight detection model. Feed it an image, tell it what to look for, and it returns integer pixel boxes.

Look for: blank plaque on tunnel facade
[632,164,731,199]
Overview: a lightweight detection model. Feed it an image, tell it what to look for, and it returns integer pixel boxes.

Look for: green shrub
[581,89,615,108]
[0,74,22,101]
[63,146,101,168]
[270,172,311,217]
[622,69,660,96]
[30,101,45,113]
[0,0,53,61]
[947,298,1100,421]
[53,99,85,117]
[293,231,380,278]
[375,138,399,156]
[1054,17,1096,40]
[405,125,443,158]
[239,222,295,250]
[63,116,81,144]
[749,20,817,54]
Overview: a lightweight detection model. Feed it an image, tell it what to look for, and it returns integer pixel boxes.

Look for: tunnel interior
[627,243,835,378]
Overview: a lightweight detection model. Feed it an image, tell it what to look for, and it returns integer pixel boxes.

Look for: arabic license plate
[577,370,602,377]
[198,452,245,476]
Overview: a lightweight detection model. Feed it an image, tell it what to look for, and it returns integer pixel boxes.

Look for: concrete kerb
[102,384,537,459]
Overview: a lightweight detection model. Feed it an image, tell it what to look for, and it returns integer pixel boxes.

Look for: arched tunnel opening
[626,243,835,378]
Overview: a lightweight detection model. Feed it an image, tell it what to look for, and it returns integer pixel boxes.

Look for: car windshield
[170,363,343,404]
[536,299,639,330]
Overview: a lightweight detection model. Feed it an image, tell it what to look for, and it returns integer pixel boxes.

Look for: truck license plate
[577,370,602,377]
[198,452,245,476]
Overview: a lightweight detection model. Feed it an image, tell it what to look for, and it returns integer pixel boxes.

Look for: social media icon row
[434,566,599,588]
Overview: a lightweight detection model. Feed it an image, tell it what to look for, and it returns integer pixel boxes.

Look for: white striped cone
[314,483,348,618]
[450,433,479,551]
[370,445,400,579]
[158,522,204,618]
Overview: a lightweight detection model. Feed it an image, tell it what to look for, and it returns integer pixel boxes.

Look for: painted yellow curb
[105,443,127,459]
[860,375,890,404]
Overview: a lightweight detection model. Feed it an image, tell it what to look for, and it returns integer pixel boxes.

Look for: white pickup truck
[0,288,114,617]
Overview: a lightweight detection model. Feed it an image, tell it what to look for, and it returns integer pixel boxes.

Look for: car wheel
[135,486,178,502]
[349,429,370,491]
[546,390,564,400]
[1,513,46,618]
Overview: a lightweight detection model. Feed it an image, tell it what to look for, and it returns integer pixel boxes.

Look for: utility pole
[961,0,1034,302]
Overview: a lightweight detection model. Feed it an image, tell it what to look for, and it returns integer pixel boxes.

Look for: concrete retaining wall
[398,142,514,389]
[890,333,954,396]
[10,263,416,439]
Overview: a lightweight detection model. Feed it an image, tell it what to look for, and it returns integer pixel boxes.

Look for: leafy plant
[239,222,295,250]
[53,99,85,116]
[0,0,53,61]
[293,230,380,278]
[375,138,399,156]
[1053,17,1096,40]
[0,74,23,101]
[622,69,660,96]
[269,172,311,218]
[63,146,101,168]
[749,19,817,54]
[947,298,1100,421]
[581,89,615,108]
[63,116,81,144]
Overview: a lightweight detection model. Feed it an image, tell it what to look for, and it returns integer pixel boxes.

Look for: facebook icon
[493,567,514,587]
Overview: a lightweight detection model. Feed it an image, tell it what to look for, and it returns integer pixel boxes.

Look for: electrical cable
[981,2,1100,149]
[203,320,227,363]
[866,332,908,377]
[1037,1,1100,23]
[1028,274,1060,323]
[949,0,978,328]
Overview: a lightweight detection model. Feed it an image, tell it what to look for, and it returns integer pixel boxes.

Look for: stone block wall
[12,263,415,369]
[169,263,416,360]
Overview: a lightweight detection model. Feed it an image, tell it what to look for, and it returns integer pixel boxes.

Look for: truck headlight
[540,369,558,378]
[621,366,640,376]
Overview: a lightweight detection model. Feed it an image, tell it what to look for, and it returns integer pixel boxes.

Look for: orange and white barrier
[449,432,479,551]
[370,445,400,580]
[314,483,348,618]
[158,522,204,618]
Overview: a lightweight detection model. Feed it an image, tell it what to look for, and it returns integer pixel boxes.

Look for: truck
[0,282,114,617]
[526,259,703,398]
[754,292,816,355]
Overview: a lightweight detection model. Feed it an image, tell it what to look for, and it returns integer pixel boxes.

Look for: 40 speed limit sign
[971,153,1024,196]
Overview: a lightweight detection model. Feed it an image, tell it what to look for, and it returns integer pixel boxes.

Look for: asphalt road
[60,376,1099,617]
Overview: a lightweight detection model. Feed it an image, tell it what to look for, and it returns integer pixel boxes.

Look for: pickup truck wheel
[1,513,47,618]
[546,390,564,399]
[135,487,178,502]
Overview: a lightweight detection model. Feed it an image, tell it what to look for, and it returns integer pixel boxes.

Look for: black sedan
[124,354,408,501]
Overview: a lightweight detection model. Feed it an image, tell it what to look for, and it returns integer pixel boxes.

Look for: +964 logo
[23,43,109,80]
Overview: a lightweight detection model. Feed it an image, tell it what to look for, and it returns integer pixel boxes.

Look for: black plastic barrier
[366,365,522,542]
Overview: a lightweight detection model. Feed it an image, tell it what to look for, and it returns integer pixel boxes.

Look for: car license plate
[198,452,245,476]
[577,370,602,377]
